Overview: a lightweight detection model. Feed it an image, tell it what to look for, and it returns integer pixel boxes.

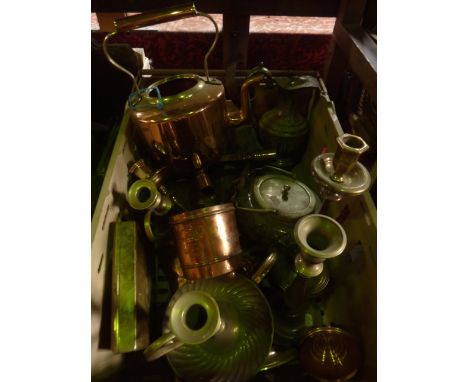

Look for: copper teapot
[103,3,265,164]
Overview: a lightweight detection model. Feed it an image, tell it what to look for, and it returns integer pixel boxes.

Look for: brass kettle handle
[102,3,219,90]
[113,3,197,32]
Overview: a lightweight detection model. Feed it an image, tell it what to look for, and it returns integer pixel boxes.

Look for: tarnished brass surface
[169,203,243,280]
[311,134,371,200]
[113,3,197,32]
[251,251,279,284]
[300,327,362,381]
[283,266,330,309]
[332,134,369,183]
[219,149,277,163]
[259,347,298,372]
[294,214,347,275]
[128,159,188,215]
[147,274,273,381]
[259,102,309,168]
[111,221,150,353]
[149,166,171,187]
[192,153,214,196]
[226,74,265,125]
[282,215,346,324]
[129,160,171,188]
[127,179,173,215]
[273,303,322,346]
[129,159,152,180]
[103,3,218,89]
[313,152,371,200]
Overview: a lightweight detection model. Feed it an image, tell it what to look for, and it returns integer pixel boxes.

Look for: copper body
[169,203,243,280]
[130,74,264,163]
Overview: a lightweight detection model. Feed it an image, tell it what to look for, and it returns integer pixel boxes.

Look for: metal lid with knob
[253,174,317,219]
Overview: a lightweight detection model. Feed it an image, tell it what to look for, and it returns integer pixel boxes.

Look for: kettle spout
[225,73,266,126]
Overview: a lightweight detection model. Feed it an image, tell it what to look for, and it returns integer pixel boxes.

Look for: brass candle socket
[311,134,370,202]
[127,179,173,215]
[274,215,347,345]
[129,159,187,212]
[284,214,346,308]
[293,214,347,278]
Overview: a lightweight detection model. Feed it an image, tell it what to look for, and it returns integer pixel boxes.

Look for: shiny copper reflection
[169,203,242,280]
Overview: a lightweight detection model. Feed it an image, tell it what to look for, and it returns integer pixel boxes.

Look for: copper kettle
[103,3,265,164]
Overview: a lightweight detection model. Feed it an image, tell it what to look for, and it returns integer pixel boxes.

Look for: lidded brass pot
[235,167,318,248]
[103,3,265,164]
[259,102,309,168]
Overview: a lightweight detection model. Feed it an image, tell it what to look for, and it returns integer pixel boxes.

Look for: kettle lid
[129,74,224,122]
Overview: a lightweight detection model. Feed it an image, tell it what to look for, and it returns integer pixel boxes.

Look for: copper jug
[103,3,265,164]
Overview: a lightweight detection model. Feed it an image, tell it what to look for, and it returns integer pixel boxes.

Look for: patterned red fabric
[92,31,331,73]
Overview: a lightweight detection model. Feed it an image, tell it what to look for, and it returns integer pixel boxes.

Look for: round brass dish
[299,327,362,381]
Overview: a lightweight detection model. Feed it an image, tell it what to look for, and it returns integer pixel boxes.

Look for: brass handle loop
[102,3,219,90]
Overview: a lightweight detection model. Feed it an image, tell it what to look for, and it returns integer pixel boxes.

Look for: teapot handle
[143,210,157,242]
[251,251,279,284]
[102,3,219,90]
[144,290,222,361]
[143,332,183,362]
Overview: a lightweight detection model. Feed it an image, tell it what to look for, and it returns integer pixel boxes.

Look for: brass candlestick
[128,159,187,212]
[312,134,370,204]
[127,179,173,215]
[274,214,347,344]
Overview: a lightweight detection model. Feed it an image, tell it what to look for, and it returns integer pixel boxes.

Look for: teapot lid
[253,174,316,219]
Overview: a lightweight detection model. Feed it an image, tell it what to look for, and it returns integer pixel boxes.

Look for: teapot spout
[225,73,266,126]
